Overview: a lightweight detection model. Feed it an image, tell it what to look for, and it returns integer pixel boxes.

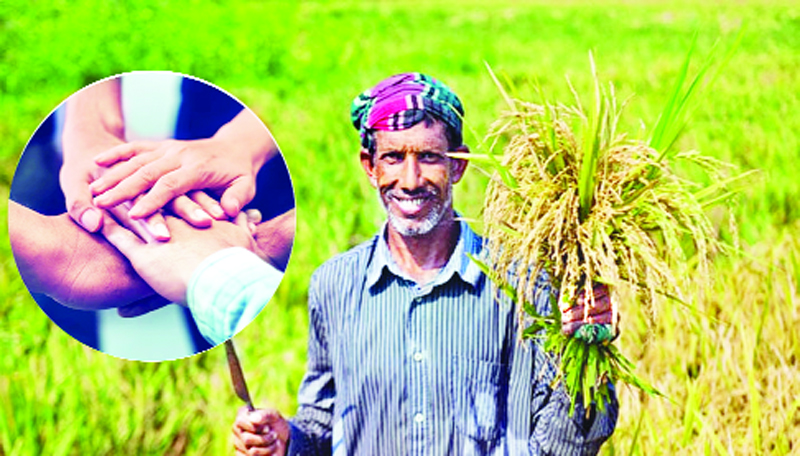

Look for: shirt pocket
[450,356,504,445]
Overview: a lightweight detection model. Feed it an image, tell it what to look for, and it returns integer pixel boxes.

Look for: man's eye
[419,152,444,163]
[381,152,402,164]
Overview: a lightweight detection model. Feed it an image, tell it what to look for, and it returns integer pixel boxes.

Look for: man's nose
[398,155,423,190]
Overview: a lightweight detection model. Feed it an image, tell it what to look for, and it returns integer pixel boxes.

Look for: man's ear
[360,149,378,188]
[449,144,470,184]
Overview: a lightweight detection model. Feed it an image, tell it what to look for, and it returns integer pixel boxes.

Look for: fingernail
[80,209,101,231]
[93,194,107,207]
[151,223,170,240]
[209,204,225,219]
[245,209,262,224]
[194,209,212,222]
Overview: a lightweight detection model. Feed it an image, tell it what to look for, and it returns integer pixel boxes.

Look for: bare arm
[61,78,126,232]
[8,200,155,309]
[252,208,295,272]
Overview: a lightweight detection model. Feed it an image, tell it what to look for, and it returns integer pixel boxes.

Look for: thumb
[65,186,103,232]
[220,177,256,218]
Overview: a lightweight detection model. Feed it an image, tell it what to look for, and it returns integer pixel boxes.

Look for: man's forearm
[253,209,295,272]
[212,109,279,172]
[62,78,126,160]
[9,200,155,309]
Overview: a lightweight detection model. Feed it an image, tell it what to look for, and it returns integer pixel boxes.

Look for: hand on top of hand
[89,137,260,221]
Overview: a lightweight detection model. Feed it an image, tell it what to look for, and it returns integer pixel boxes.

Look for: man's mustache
[380,185,440,200]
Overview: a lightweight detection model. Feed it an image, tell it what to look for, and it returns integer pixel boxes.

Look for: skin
[8,200,154,309]
[231,118,617,454]
[89,108,279,220]
[61,78,171,239]
[101,212,258,305]
[562,283,617,336]
[8,199,294,313]
[232,120,469,454]
[361,121,468,284]
[232,407,290,456]
[61,77,254,240]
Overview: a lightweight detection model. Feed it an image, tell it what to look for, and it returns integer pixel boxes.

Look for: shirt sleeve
[528,271,619,455]
[287,270,335,455]
[186,247,283,346]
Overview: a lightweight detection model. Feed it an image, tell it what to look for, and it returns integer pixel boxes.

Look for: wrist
[211,111,276,171]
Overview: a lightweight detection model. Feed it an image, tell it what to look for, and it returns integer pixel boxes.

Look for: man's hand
[101,212,258,304]
[561,283,618,342]
[8,201,155,309]
[89,138,258,219]
[232,407,290,456]
[89,109,278,221]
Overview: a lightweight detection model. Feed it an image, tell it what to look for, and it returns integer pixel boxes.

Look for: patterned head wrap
[350,73,465,152]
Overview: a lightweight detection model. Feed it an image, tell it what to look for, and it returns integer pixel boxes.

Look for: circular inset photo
[9,72,295,361]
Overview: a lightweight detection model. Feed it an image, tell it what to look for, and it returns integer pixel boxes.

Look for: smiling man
[232,73,618,455]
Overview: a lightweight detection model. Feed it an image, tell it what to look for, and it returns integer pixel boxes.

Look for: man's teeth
[395,197,426,212]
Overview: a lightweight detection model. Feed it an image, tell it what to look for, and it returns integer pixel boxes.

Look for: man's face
[361,121,467,237]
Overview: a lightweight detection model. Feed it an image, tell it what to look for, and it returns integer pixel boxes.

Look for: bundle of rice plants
[462,38,748,415]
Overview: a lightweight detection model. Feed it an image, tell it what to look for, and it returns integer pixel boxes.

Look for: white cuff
[187,247,283,346]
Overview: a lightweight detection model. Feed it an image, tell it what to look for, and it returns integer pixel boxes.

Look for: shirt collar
[366,217,484,291]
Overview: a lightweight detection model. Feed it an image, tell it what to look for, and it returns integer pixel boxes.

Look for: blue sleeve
[186,247,283,346]
[287,270,334,455]
[528,271,619,455]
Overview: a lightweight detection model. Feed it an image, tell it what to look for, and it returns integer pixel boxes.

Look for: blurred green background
[1,0,798,454]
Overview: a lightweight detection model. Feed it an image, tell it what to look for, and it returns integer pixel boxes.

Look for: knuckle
[68,200,85,214]
[157,174,183,193]
[137,166,162,184]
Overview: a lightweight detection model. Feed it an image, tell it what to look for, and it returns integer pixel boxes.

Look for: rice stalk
[476,43,744,414]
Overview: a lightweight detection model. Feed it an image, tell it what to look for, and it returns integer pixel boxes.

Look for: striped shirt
[288,220,617,455]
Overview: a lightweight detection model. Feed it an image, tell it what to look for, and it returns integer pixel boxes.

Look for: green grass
[1,0,799,454]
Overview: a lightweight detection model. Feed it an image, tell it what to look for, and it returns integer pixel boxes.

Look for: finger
[90,154,153,195]
[240,430,275,448]
[118,295,171,318]
[94,141,158,166]
[101,212,146,258]
[189,190,226,220]
[561,304,585,324]
[94,159,181,211]
[220,176,256,218]
[108,201,156,243]
[233,211,251,232]
[245,209,262,225]
[64,180,103,232]
[127,167,194,219]
[586,313,614,325]
[168,195,213,228]
[143,210,172,241]
[576,288,611,312]
[234,407,265,433]
[561,320,582,336]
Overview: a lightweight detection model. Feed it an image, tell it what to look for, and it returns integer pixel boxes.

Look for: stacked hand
[89,137,261,222]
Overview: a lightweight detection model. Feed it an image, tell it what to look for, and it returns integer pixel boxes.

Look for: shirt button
[413,352,424,362]
[414,413,425,423]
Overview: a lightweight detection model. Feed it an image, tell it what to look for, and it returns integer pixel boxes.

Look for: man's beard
[379,185,452,237]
